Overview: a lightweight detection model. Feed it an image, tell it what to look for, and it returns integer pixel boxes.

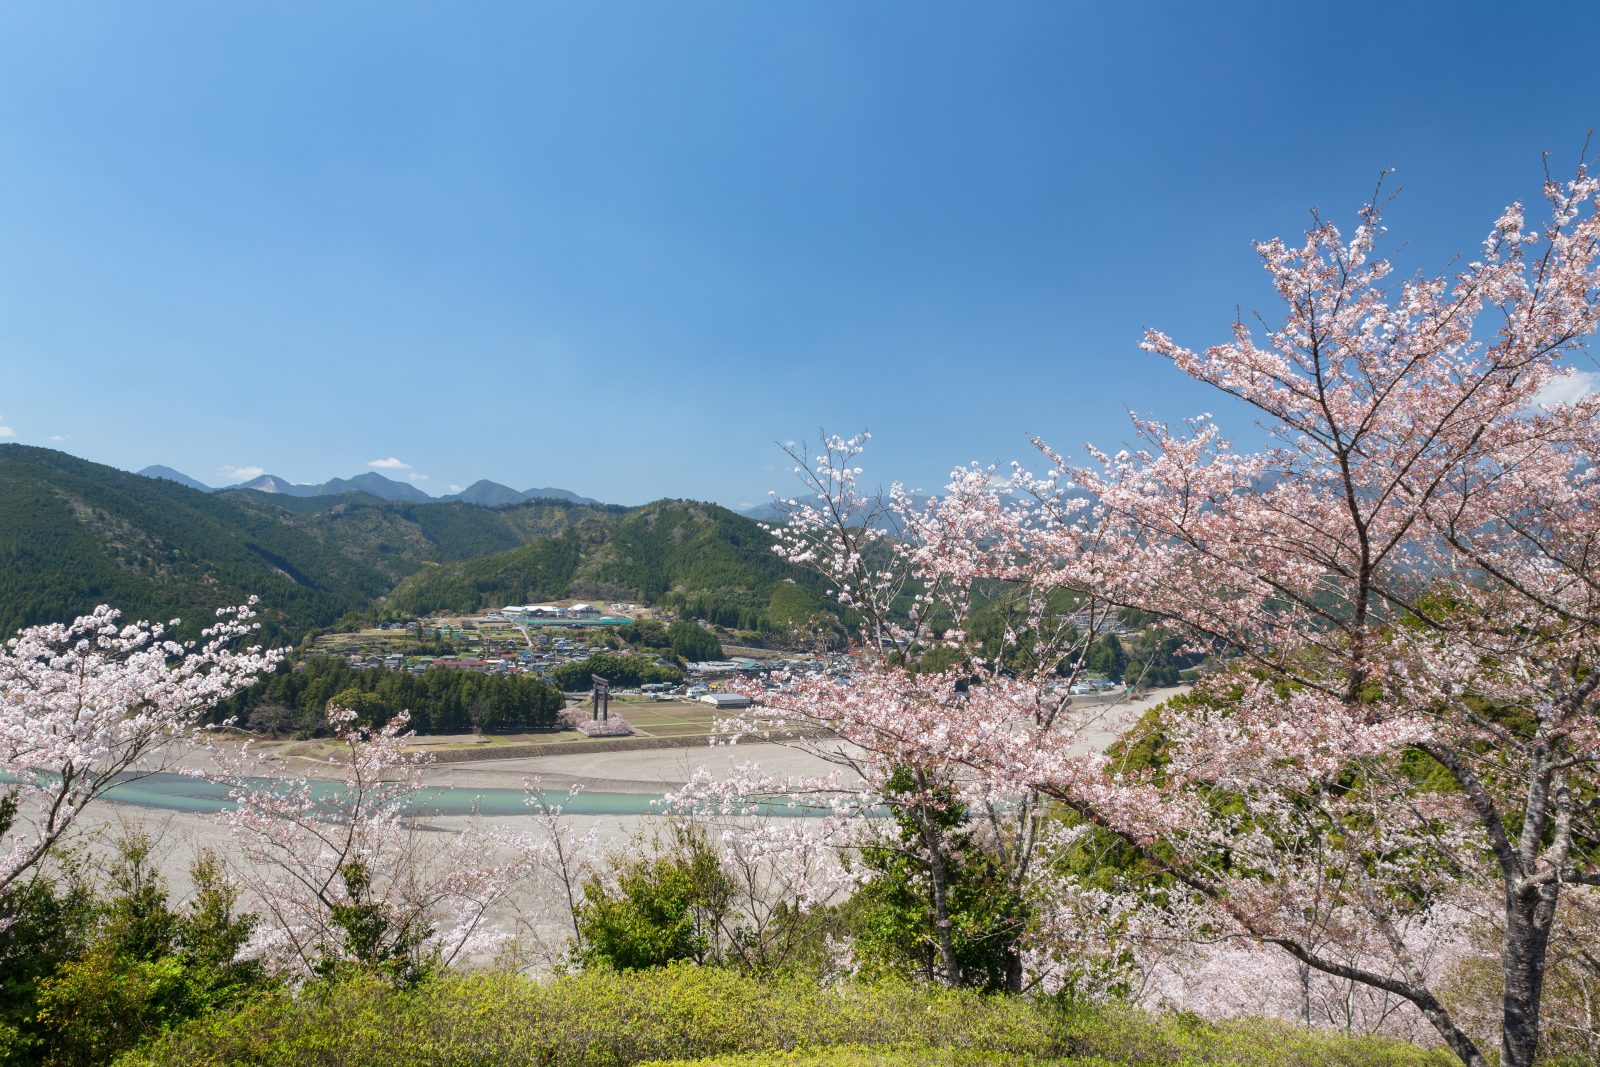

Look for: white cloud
[368,457,410,470]
[0,426,14,438]
[220,464,265,481]
[1532,369,1600,408]
[408,472,429,482]
[45,434,70,442]
[447,484,462,493]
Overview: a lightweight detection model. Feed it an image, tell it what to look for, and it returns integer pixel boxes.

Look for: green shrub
[117,966,1452,1067]
[642,1052,1100,1066]
[5,837,265,1067]
[577,827,732,971]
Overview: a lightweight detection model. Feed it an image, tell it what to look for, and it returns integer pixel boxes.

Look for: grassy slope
[119,966,1452,1067]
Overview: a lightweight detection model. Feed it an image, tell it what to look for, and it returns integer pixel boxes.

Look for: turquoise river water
[30,772,831,819]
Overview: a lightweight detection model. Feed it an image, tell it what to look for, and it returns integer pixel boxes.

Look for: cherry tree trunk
[914,802,963,987]
[1501,884,1558,1067]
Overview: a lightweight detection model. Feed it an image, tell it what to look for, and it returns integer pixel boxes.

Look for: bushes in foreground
[118,964,1453,1067]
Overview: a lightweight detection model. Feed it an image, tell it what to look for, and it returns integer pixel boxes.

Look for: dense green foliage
[117,965,1453,1067]
[851,768,1028,993]
[577,829,732,971]
[550,652,685,692]
[310,862,436,987]
[763,583,845,646]
[666,620,724,662]
[382,535,585,616]
[214,656,565,734]
[616,619,725,662]
[1,836,266,1067]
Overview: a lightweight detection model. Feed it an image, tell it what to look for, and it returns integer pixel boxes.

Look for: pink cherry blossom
[0,601,278,899]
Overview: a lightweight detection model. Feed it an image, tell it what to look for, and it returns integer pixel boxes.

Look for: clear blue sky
[1,1,1596,507]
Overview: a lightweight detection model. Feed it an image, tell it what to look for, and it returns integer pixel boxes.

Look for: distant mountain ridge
[4,446,825,642]
[445,480,601,506]
[135,467,597,505]
[739,500,789,523]
[137,465,213,492]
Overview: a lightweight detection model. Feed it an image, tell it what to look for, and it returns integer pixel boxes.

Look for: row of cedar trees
[211,656,567,734]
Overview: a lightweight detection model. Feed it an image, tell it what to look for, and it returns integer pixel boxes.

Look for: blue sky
[1,1,1596,508]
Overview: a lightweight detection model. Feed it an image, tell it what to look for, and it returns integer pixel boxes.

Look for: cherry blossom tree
[759,164,1600,1067]
[0,602,278,901]
[1026,166,1600,1067]
[216,704,529,980]
[700,434,1136,991]
[659,769,862,974]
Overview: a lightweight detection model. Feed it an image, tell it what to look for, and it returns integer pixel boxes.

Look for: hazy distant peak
[446,479,527,506]
[136,465,213,492]
[144,461,601,506]
[320,472,433,502]
[739,500,789,523]
[232,474,314,495]
[521,486,600,505]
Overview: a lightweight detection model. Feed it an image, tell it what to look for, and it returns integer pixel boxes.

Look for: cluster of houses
[326,609,857,701]
[337,628,668,681]
[499,603,600,619]
[682,653,849,701]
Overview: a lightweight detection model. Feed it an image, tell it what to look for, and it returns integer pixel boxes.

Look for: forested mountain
[139,465,602,506]
[384,499,834,627]
[444,479,528,506]
[1,447,827,641]
[443,480,599,506]
[224,471,432,501]
[220,491,625,587]
[0,446,387,640]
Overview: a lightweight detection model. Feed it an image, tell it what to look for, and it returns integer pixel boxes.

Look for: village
[308,599,852,708]
[308,596,1146,716]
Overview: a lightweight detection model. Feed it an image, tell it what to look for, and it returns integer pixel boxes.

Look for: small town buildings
[700,693,752,710]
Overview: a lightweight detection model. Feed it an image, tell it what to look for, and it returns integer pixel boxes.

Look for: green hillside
[0,449,828,642]
[384,499,831,625]
[0,446,386,641]
[221,490,624,586]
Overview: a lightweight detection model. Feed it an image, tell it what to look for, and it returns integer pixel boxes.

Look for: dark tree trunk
[915,801,963,988]
[1501,883,1558,1067]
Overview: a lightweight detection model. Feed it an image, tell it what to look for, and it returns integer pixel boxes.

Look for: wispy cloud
[0,426,14,438]
[220,464,265,481]
[1532,369,1600,408]
[368,457,410,470]
[408,472,429,482]
[447,484,462,493]
[45,434,70,442]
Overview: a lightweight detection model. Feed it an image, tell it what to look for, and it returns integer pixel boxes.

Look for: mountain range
[136,466,601,506]
[3,445,830,642]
